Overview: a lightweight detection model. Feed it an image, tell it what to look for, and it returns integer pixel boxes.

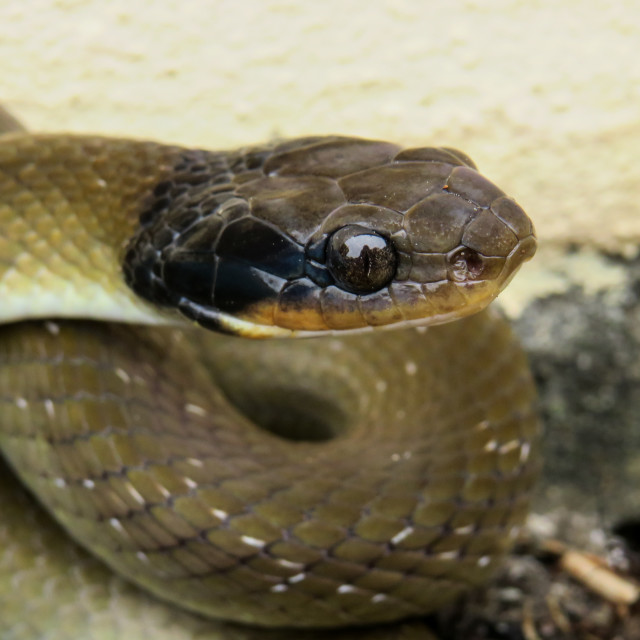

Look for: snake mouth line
[180,231,536,338]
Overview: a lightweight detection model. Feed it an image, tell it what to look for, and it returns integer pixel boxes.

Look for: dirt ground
[434,511,640,640]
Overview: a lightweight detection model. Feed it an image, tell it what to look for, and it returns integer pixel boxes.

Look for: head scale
[124,137,536,337]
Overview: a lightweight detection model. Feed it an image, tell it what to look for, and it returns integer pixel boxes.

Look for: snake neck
[0,133,189,325]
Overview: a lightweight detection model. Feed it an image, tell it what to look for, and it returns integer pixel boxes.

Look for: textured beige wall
[1,0,639,261]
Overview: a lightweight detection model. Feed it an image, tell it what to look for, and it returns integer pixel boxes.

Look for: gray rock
[512,251,640,531]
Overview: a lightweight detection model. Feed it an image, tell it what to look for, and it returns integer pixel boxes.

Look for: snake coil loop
[0,125,539,636]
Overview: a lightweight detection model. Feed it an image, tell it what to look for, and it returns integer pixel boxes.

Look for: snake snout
[509,233,537,266]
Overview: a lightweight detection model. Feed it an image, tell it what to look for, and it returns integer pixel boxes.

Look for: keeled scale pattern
[0,310,539,629]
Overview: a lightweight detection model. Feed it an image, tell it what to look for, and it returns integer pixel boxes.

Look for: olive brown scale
[0,122,539,637]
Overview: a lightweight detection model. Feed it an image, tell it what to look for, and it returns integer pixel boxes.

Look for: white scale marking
[499,439,520,454]
[15,397,28,409]
[277,558,305,570]
[156,484,171,499]
[391,526,413,545]
[115,368,131,384]
[271,584,288,593]
[44,399,55,419]
[185,403,207,417]
[183,477,198,490]
[109,518,125,534]
[477,555,491,567]
[82,479,95,490]
[136,551,149,563]
[241,535,266,549]
[337,584,357,594]
[454,524,475,535]
[211,508,229,520]
[484,439,498,452]
[44,321,60,335]
[125,483,145,505]
[288,573,306,584]
[404,361,417,375]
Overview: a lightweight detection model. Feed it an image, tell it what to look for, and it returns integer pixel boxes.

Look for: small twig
[545,591,572,634]
[540,539,640,606]
[522,600,542,640]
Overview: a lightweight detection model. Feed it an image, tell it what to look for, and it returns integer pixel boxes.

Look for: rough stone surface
[512,251,640,532]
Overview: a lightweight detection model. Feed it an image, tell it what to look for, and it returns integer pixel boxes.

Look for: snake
[0,106,539,640]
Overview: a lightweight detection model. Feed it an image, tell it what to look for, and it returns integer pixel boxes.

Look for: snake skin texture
[0,113,539,638]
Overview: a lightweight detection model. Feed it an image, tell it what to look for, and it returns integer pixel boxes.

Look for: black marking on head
[162,257,217,306]
[123,149,235,311]
[216,218,305,280]
[124,148,309,323]
[213,259,286,315]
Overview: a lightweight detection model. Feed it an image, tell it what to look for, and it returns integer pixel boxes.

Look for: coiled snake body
[0,109,539,639]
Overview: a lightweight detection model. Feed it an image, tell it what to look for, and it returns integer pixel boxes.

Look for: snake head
[123,137,536,337]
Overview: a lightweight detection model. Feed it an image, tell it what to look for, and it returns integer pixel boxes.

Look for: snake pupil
[326,225,397,294]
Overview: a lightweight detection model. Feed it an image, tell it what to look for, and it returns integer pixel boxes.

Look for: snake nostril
[447,247,485,282]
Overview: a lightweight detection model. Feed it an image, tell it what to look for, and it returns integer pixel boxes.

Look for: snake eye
[326,225,397,294]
